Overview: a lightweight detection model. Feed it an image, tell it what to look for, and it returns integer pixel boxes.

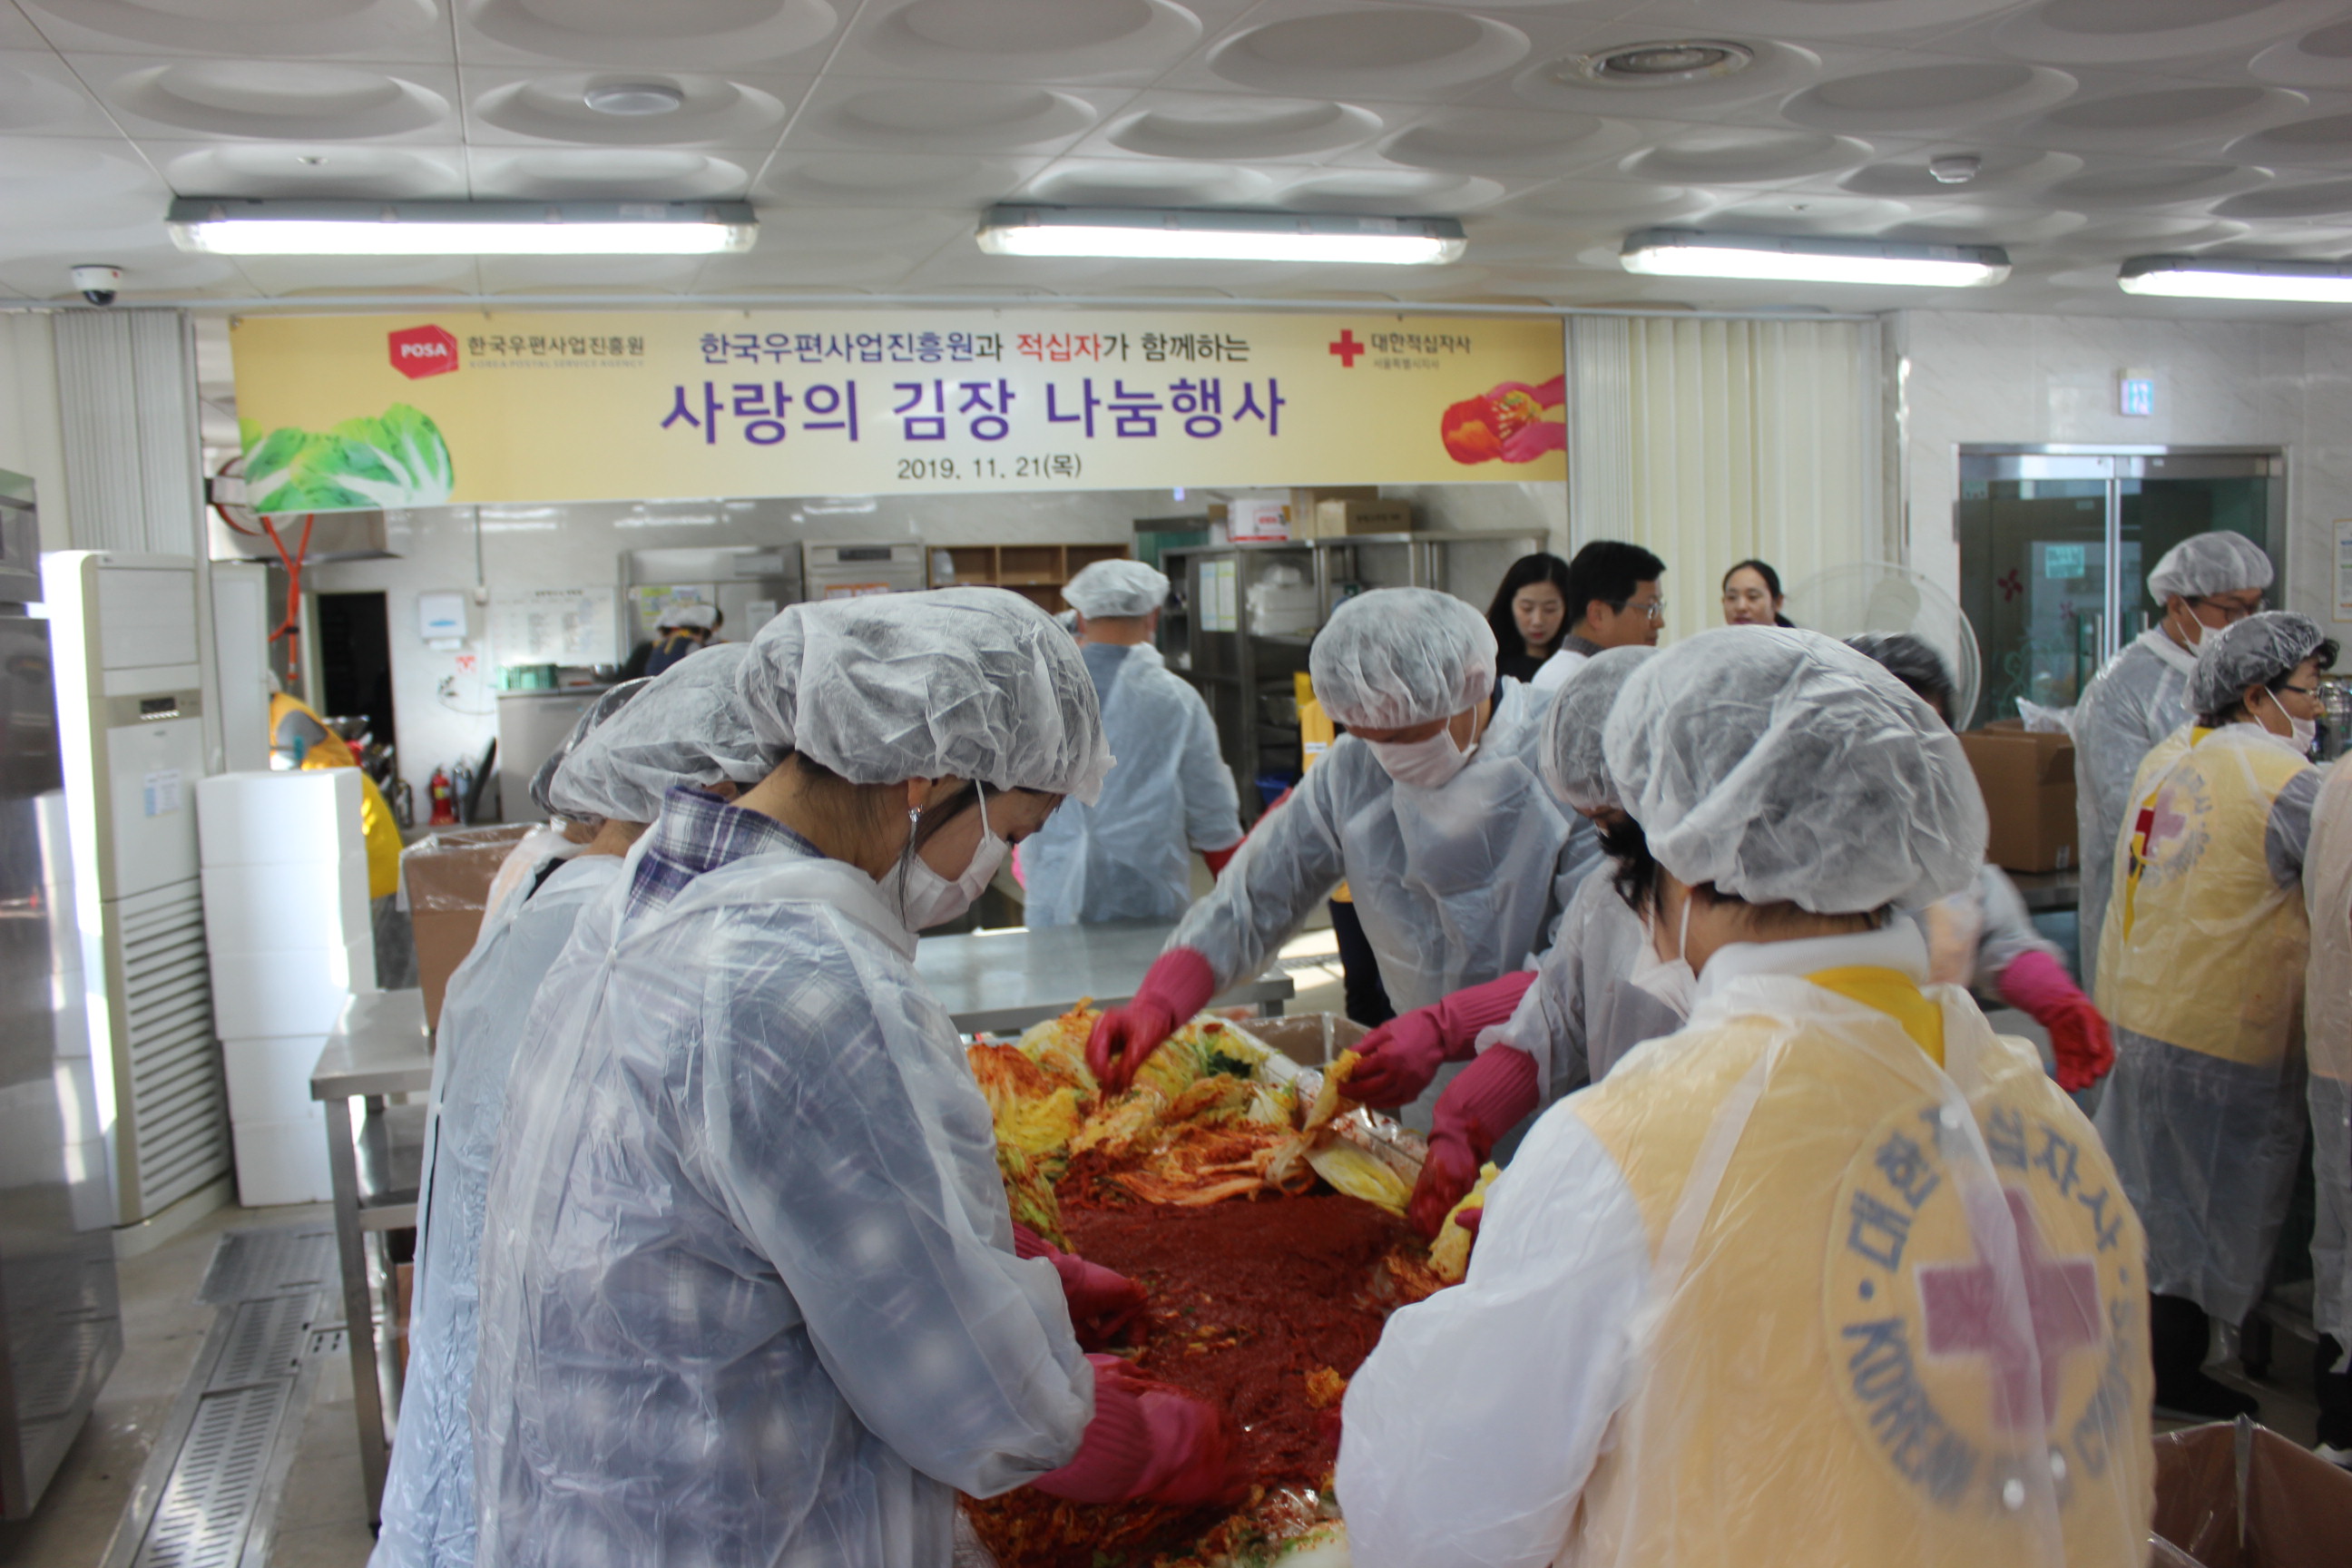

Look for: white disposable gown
[2307,760,2352,1354]
[1169,678,1597,1119]
[1021,642,1241,926]
[1473,862,1681,1103]
[1916,865,2063,994]
[1338,925,2153,1568]
[2072,630,2197,986]
[470,839,1093,1568]
[372,848,622,1568]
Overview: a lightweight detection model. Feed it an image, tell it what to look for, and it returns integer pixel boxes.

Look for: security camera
[71,265,122,307]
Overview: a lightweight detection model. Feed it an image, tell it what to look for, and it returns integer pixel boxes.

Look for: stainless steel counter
[915,919,1293,1035]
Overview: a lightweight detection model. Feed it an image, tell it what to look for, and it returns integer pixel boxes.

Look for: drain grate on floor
[131,1382,295,1568]
[208,1296,314,1394]
[194,1226,337,1308]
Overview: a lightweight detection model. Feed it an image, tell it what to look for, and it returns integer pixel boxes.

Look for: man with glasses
[2075,532,2275,988]
[1529,540,1667,692]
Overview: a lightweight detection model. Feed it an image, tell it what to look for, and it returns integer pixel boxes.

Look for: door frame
[1956,444,2285,667]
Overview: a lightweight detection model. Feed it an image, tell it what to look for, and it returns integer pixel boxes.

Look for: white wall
[1894,310,2335,634]
[0,312,71,547]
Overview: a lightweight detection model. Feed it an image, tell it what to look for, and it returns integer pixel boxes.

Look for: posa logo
[387,324,459,380]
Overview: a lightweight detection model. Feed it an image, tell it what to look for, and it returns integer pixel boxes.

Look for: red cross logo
[1328,329,1365,368]
[1918,1189,2101,1433]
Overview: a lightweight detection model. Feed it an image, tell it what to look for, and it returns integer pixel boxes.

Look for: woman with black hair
[1720,558,1795,627]
[1485,552,1573,682]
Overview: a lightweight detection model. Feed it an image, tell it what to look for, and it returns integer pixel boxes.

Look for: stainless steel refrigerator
[0,470,121,1516]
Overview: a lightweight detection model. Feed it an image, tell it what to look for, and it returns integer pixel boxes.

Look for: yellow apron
[1563,971,2151,1568]
[271,691,403,900]
[2097,724,2311,1068]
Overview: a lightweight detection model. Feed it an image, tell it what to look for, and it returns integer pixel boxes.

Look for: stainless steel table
[916,919,1294,1035]
[2007,867,2081,913]
[310,987,434,1526]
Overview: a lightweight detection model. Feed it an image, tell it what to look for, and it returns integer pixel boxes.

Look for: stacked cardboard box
[1957,720,2079,874]
[196,769,376,1206]
[402,824,537,1028]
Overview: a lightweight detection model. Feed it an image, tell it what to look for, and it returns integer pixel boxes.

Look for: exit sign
[2119,371,2155,416]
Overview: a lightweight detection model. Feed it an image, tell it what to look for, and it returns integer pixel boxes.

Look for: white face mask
[894,782,1008,931]
[2171,603,2210,650]
[1628,894,1697,1017]
[2263,688,2317,756]
[1367,718,1476,790]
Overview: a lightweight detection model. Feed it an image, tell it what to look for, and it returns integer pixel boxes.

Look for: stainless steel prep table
[310,987,434,1526]
[916,919,1293,1036]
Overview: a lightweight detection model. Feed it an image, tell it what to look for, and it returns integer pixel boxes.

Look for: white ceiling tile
[1182,1,1538,102]
[225,253,483,296]
[474,253,708,291]
[2009,81,2308,154]
[2249,20,2352,88]
[1278,163,1517,213]
[1618,122,1878,184]
[0,133,164,224]
[2228,103,2352,167]
[754,151,1052,208]
[1777,55,2077,134]
[0,46,125,136]
[461,65,802,150]
[1838,144,2082,199]
[1018,155,1284,208]
[0,228,245,299]
[466,145,758,198]
[779,76,1129,157]
[77,54,462,143]
[1511,32,1850,120]
[2212,176,2352,220]
[1608,0,2024,49]
[2040,155,2274,209]
[1070,90,1390,166]
[1984,0,2343,69]
[1365,105,1642,176]
[452,0,842,72]
[1875,201,2088,244]
[19,0,455,63]
[1700,191,1916,234]
[827,0,1217,87]
[1493,173,1726,228]
[690,240,928,290]
[150,139,470,197]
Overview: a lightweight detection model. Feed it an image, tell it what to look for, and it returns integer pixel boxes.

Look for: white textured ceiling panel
[0,0,2349,318]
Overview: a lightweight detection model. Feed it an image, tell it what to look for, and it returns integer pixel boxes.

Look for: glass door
[1957,448,2280,724]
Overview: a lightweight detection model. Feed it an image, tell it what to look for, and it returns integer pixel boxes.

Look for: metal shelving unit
[1164,528,1543,813]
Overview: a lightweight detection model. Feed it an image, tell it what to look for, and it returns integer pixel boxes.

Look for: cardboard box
[2152,1419,2352,1567]
[1287,485,1377,520]
[1301,498,1414,538]
[1957,720,2077,874]
[401,823,535,1028]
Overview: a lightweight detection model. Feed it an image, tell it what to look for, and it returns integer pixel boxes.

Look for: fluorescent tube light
[1622,228,2011,288]
[2119,254,2352,302]
[168,199,756,256]
[977,205,1465,265]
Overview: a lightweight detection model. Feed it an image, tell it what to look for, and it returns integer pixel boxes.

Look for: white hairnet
[528,679,646,818]
[2145,532,2272,604]
[1063,559,1169,620]
[738,587,1112,805]
[1309,587,1496,730]
[658,602,719,632]
[2189,609,2331,716]
[547,643,769,823]
[1603,627,1984,914]
[1539,646,1656,812]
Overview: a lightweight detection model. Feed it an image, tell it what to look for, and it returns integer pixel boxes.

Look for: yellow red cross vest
[2097,724,2312,1068]
[270,691,402,901]
[1561,974,2151,1568]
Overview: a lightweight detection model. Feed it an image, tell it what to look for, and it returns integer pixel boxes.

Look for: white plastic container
[201,854,369,954]
[231,1112,332,1206]
[209,938,374,1040]
[197,769,362,867]
[221,1034,329,1126]
[1227,498,1291,542]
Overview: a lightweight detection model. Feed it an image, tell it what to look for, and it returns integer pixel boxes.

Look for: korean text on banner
[228,310,1566,510]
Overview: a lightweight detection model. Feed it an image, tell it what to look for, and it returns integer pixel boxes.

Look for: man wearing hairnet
[374,651,768,1568]
[1085,587,1599,1130]
[2304,750,2352,1467]
[2095,611,2334,1423]
[1342,648,1681,1233]
[1020,559,1243,926]
[1337,628,2152,1568]
[643,600,722,677]
[471,590,1233,1568]
[2073,532,2272,988]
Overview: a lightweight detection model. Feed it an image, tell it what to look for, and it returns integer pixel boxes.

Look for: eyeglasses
[2186,594,2267,622]
[1614,599,1666,622]
[2278,683,2319,699]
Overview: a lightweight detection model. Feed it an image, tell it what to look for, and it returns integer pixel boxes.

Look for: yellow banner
[228,309,1564,512]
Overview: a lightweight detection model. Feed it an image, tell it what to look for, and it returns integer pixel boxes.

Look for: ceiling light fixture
[976,205,1466,265]
[583,81,687,116]
[1622,228,2011,288]
[1569,40,1755,86]
[167,198,756,256]
[2118,253,2352,302]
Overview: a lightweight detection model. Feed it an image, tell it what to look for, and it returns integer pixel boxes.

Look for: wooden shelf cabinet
[932,542,1130,613]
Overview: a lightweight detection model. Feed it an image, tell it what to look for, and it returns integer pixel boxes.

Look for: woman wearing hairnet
[1343,648,1682,1234]
[1020,559,1243,926]
[2073,532,2273,988]
[375,652,766,1568]
[1086,587,1599,1128]
[2094,610,2335,1422]
[1847,634,2114,1102]
[1337,628,2153,1568]
[2306,757,2352,1466]
[470,589,1230,1568]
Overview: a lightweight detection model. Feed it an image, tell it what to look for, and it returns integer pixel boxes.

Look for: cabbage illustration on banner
[241,404,456,514]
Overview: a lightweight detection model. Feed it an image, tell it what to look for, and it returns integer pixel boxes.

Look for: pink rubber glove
[1013,1224,1148,1350]
[1407,1045,1539,1240]
[1998,949,2115,1093]
[1086,946,1217,1093]
[1348,970,1538,1110]
[1033,1356,1240,1507]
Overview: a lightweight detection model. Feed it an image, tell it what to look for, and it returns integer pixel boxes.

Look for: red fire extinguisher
[427,766,456,826]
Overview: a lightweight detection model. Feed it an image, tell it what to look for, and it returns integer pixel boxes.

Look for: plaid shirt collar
[627,784,820,917]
